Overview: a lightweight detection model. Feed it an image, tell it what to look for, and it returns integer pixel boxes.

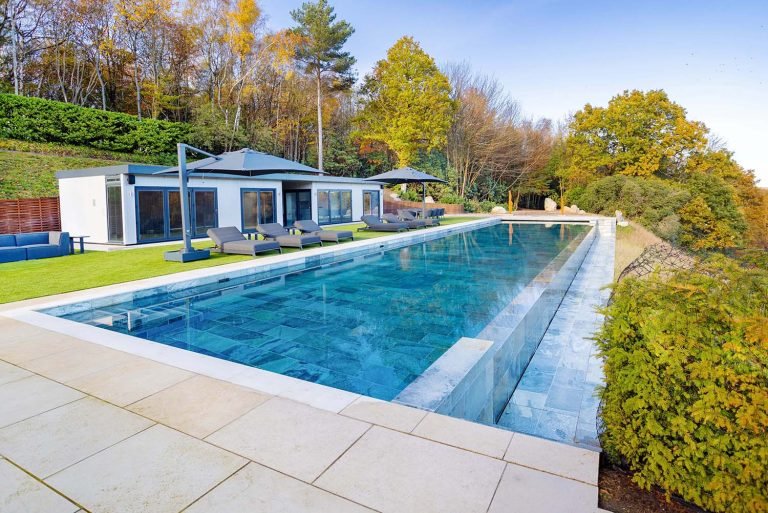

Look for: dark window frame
[316,189,353,225]
[363,189,381,217]
[134,186,218,243]
[240,187,277,233]
[105,176,124,243]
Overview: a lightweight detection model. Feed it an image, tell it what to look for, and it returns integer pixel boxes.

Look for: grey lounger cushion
[294,220,353,243]
[398,209,437,227]
[383,213,425,229]
[207,227,281,256]
[360,215,408,232]
[256,223,323,249]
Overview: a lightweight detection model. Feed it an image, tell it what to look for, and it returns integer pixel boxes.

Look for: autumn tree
[115,0,172,119]
[290,0,355,171]
[356,36,454,167]
[566,90,708,181]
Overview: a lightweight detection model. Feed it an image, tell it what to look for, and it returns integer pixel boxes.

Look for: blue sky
[261,0,768,184]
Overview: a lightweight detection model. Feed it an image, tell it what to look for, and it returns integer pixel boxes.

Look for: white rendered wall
[59,176,109,243]
[59,173,381,245]
[309,182,381,225]
[124,175,284,244]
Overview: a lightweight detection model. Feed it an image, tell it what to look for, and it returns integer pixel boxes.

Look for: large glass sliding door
[316,189,352,224]
[241,188,276,232]
[136,187,217,242]
[168,191,183,240]
[137,190,166,241]
[363,190,380,217]
[193,190,217,236]
[284,190,311,226]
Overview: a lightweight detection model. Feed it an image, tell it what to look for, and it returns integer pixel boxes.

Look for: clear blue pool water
[57,223,588,400]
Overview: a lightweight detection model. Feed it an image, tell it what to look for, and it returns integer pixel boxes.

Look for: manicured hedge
[597,256,768,513]
[0,94,190,157]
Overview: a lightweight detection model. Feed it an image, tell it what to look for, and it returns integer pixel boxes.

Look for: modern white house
[56,149,383,246]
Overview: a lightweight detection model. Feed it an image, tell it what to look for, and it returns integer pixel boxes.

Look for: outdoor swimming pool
[51,223,588,402]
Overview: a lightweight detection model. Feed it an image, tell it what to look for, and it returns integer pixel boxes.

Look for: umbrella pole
[422,182,426,218]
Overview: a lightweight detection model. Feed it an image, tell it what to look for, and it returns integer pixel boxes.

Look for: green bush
[479,200,495,213]
[598,256,768,513]
[0,94,190,157]
[397,187,421,202]
[570,175,690,239]
[438,191,463,204]
[462,198,481,212]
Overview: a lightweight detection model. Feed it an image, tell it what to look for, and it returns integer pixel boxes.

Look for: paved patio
[0,316,601,513]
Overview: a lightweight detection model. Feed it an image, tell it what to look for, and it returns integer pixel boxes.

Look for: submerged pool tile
[535,410,578,443]
[545,386,583,413]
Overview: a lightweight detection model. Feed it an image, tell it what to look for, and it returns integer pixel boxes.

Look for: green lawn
[0,216,480,304]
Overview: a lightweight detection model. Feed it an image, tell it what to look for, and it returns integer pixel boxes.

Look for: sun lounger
[294,220,353,243]
[398,209,436,227]
[256,223,323,249]
[359,215,408,232]
[207,227,282,256]
[383,212,425,229]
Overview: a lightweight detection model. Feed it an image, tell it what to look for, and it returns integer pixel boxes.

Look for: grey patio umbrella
[364,167,447,217]
[161,146,321,263]
[160,147,322,176]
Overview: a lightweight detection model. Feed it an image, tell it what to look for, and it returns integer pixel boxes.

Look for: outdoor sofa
[0,231,70,263]
[256,223,323,249]
[359,215,409,232]
[294,220,354,243]
[207,227,282,256]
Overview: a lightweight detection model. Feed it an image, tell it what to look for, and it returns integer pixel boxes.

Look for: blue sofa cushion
[24,244,61,260]
[0,246,26,263]
[0,234,16,247]
[16,232,49,246]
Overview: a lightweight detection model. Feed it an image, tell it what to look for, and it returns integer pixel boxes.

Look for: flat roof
[56,164,382,185]
[56,164,168,179]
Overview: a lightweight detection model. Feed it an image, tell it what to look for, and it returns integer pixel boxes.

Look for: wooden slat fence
[384,198,464,215]
[0,197,61,234]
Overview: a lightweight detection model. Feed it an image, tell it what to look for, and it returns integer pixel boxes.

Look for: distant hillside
[0,139,166,199]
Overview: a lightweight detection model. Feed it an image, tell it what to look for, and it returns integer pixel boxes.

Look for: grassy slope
[0,151,120,199]
[614,221,662,278]
[0,138,171,199]
[0,217,479,304]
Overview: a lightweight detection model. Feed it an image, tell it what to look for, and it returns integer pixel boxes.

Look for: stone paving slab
[128,375,270,439]
[0,396,153,478]
[185,462,374,513]
[0,360,31,386]
[0,375,84,429]
[65,358,194,406]
[488,462,598,513]
[206,397,370,482]
[412,411,513,458]
[315,426,506,513]
[0,458,79,513]
[21,343,137,383]
[0,329,88,364]
[47,424,247,513]
[504,432,599,485]
[340,395,427,433]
